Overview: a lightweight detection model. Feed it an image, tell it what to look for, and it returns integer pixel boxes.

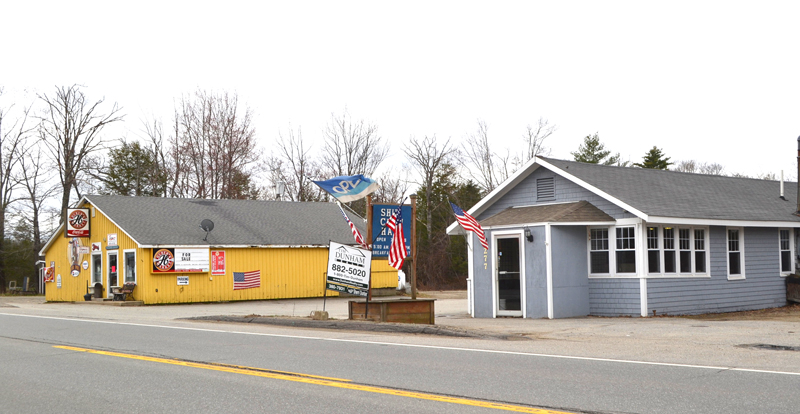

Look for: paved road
[2,296,800,413]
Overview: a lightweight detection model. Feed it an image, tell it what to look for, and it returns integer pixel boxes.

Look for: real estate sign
[326,241,372,297]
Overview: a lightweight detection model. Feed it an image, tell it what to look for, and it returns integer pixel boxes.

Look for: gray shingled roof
[84,195,366,247]
[481,201,614,227]
[539,157,800,223]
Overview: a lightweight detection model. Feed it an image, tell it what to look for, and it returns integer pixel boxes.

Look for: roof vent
[200,219,214,241]
[537,177,555,200]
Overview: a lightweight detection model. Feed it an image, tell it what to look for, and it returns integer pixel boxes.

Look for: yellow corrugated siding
[44,204,139,302]
[45,201,399,304]
[143,248,398,304]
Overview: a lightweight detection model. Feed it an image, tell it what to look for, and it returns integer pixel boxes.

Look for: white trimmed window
[694,229,707,273]
[647,227,660,273]
[615,227,636,273]
[589,226,637,276]
[779,229,793,275]
[589,228,610,274]
[645,225,708,277]
[727,228,745,280]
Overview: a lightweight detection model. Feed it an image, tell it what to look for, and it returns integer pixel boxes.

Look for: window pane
[728,229,739,252]
[590,251,609,274]
[679,229,690,250]
[695,251,706,273]
[591,229,608,251]
[663,228,675,249]
[616,227,635,250]
[648,250,660,273]
[780,229,790,250]
[679,251,692,273]
[694,229,705,250]
[729,252,741,275]
[781,251,792,272]
[124,252,136,283]
[616,251,636,273]
[647,227,659,249]
[664,250,676,273]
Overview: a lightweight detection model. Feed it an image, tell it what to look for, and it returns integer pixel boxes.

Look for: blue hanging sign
[371,204,412,258]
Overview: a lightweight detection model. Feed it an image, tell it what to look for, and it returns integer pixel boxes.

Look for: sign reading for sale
[65,208,90,237]
[152,248,210,273]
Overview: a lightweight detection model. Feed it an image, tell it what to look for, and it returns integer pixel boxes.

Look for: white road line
[3,312,799,377]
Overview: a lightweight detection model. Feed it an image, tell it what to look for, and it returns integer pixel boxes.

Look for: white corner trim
[546,224,554,319]
[640,278,648,317]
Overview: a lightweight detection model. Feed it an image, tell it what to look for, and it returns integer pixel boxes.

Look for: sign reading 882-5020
[330,263,367,278]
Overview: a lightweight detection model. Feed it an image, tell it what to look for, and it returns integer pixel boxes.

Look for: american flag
[337,203,368,249]
[450,202,489,250]
[233,270,261,290]
[385,207,407,269]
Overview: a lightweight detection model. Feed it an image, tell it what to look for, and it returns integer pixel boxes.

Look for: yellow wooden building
[40,195,396,304]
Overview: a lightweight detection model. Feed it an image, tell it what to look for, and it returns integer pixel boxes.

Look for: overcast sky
[3,1,799,181]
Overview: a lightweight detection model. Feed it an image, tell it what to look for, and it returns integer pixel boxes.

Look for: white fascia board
[446,157,543,235]
[646,216,800,228]
[535,158,650,221]
[483,221,616,231]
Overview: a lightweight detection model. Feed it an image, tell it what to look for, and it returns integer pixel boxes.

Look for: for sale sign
[152,248,210,273]
[326,241,372,297]
[65,208,90,237]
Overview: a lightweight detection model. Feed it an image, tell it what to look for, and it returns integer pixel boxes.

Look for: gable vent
[537,177,555,200]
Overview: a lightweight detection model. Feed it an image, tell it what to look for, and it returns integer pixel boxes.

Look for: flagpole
[447,198,473,252]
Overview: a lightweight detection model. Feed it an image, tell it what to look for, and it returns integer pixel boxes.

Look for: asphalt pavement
[2,292,799,374]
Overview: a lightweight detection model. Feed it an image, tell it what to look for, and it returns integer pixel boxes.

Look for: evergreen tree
[97,141,167,196]
[634,146,672,169]
[571,133,625,165]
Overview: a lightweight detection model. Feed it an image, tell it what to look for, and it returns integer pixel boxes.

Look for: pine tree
[634,146,672,170]
[571,133,625,165]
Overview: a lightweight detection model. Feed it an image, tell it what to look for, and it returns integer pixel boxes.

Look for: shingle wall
[647,226,787,315]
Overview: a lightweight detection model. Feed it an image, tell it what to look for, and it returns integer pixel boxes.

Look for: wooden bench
[112,282,136,301]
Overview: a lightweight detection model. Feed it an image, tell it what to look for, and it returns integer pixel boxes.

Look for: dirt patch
[682,302,800,322]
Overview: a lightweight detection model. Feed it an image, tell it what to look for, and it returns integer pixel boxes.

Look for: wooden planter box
[349,298,435,325]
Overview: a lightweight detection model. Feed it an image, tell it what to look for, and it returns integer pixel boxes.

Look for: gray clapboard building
[448,157,800,318]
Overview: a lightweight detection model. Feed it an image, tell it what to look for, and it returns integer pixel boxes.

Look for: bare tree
[321,110,389,177]
[17,141,59,291]
[372,173,409,204]
[461,120,505,193]
[38,85,123,221]
[404,135,455,242]
[0,92,33,293]
[271,125,325,202]
[168,90,260,199]
[673,160,725,175]
[522,117,556,161]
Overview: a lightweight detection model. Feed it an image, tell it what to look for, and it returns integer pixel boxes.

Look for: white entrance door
[495,235,523,317]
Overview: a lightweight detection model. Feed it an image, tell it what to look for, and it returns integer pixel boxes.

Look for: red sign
[65,208,90,237]
[211,250,226,275]
[153,249,176,272]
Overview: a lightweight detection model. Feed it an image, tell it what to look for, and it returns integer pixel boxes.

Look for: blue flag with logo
[312,174,379,202]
